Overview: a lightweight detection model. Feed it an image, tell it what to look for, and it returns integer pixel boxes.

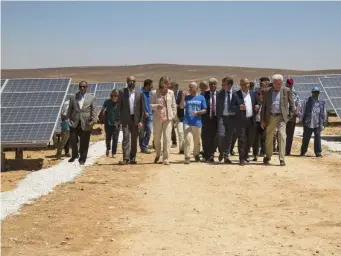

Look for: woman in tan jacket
[150,76,177,165]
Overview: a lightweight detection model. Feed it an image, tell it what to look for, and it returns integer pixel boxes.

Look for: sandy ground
[2,138,341,256]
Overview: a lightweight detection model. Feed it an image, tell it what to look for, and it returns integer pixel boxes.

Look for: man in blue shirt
[180,82,207,164]
[139,79,153,154]
[299,87,326,157]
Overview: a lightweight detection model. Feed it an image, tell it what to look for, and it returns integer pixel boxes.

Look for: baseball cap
[312,87,320,92]
[286,78,294,86]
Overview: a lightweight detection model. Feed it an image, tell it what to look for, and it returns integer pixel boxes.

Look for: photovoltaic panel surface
[1,79,7,88]
[1,78,71,146]
[95,82,116,112]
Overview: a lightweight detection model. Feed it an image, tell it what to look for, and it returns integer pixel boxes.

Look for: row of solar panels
[0,78,134,147]
[254,74,341,119]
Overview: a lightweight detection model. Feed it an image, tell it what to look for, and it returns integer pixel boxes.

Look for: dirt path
[2,143,341,256]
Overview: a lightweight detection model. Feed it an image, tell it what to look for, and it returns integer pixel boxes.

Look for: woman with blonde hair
[150,76,176,165]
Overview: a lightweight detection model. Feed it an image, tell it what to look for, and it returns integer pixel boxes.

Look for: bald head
[240,78,250,92]
[127,76,136,90]
[189,82,198,96]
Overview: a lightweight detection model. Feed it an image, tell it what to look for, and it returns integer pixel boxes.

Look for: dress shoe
[280,160,286,166]
[194,155,201,162]
[154,156,160,164]
[65,153,71,157]
[218,154,224,162]
[315,153,322,157]
[130,159,137,165]
[300,152,305,156]
[252,156,258,161]
[224,157,232,164]
[79,161,85,165]
[230,150,236,156]
[208,157,215,163]
[263,157,270,164]
[119,160,129,165]
[239,159,245,166]
[68,158,76,163]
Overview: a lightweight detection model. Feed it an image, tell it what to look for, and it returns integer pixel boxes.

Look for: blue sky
[1,1,341,70]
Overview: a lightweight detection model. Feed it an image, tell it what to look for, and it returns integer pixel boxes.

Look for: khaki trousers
[173,117,184,152]
[266,115,287,161]
[154,120,172,161]
[184,124,201,160]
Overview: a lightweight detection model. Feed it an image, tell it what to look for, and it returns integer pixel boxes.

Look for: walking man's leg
[300,126,313,156]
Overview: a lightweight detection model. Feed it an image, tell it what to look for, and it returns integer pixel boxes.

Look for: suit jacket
[261,86,294,125]
[202,90,218,122]
[116,87,144,125]
[230,90,259,127]
[150,89,177,122]
[216,89,237,126]
[175,90,184,121]
[67,92,96,131]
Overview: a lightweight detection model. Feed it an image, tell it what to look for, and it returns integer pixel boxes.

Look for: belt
[270,113,281,116]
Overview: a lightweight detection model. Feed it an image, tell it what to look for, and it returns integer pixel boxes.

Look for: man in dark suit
[202,78,218,162]
[67,81,97,165]
[261,74,295,166]
[116,76,144,165]
[230,78,260,165]
[216,77,235,164]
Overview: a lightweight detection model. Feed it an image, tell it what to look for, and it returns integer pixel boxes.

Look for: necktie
[211,92,216,117]
[227,91,231,113]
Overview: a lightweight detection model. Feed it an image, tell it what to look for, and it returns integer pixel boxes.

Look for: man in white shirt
[230,78,260,165]
[202,78,219,162]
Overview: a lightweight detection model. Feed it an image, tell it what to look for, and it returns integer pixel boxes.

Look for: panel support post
[15,148,24,160]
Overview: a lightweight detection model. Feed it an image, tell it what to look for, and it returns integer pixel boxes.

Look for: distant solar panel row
[1,78,71,145]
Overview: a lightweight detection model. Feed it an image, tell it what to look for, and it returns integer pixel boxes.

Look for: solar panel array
[94,83,116,112]
[1,79,8,89]
[1,78,71,146]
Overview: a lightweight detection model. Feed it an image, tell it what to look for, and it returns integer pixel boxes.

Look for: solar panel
[291,75,322,84]
[1,79,7,88]
[324,87,341,97]
[294,83,321,92]
[96,83,115,91]
[336,110,341,119]
[319,77,341,88]
[1,78,71,146]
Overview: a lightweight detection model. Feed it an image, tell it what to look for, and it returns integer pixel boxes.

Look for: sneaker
[184,159,190,164]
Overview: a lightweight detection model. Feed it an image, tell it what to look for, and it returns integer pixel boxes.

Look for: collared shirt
[271,90,281,114]
[78,93,85,109]
[223,89,232,115]
[129,89,135,115]
[210,90,217,117]
[242,90,253,118]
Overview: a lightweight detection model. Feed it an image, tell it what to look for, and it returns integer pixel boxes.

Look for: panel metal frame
[319,76,341,119]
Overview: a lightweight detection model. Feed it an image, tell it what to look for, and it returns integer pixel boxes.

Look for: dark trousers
[202,116,218,159]
[171,126,177,145]
[230,132,238,153]
[286,119,296,155]
[105,124,119,154]
[301,126,322,155]
[70,124,91,163]
[218,116,235,158]
[122,115,138,161]
[64,138,70,154]
[253,122,266,157]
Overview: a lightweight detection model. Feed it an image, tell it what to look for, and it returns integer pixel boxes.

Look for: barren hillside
[2,64,341,88]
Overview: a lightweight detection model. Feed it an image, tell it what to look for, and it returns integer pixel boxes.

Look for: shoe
[201,158,208,163]
[252,156,258,161]
[230,150,236,156]
[179,150,184,154]
[68,158,76,163]
[65,153,71,157]
[171,144,177,148]
[208,157,215,163]
[119,160,129,165]
[280,160,286,166]
[315,154,322,157]
[285,153,291,156]
[300,152,305,156]
[184,159,190,164]
[130,159,137,165]
[106,150,109,157]
[263,157,270,165]
[239,159,245,166]
[163,160,170,165]
[194,155,201,162]
[154,156,160,164]
[245,158,250,163]
[79,161,85,165]
[224,157,232,164]
[55,154,62,160]
[141,149,151,154]
[218,154,224,162]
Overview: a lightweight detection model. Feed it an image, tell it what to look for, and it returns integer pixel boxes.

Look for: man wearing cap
[285,78,300,155]
[299,87,326,157]
[261,74,295,166]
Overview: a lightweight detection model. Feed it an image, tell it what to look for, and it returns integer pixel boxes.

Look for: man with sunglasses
[67,81,97,165]
[299,87,326,157]
[116,76,144,165]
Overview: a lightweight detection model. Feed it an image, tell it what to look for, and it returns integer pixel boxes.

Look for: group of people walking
[55,74,327,166]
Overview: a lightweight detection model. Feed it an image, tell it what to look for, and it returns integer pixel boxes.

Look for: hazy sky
[1,1,341,70]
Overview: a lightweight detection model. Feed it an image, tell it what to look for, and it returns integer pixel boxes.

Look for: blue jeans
[139,116,153,151]
[301,126,322,155]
